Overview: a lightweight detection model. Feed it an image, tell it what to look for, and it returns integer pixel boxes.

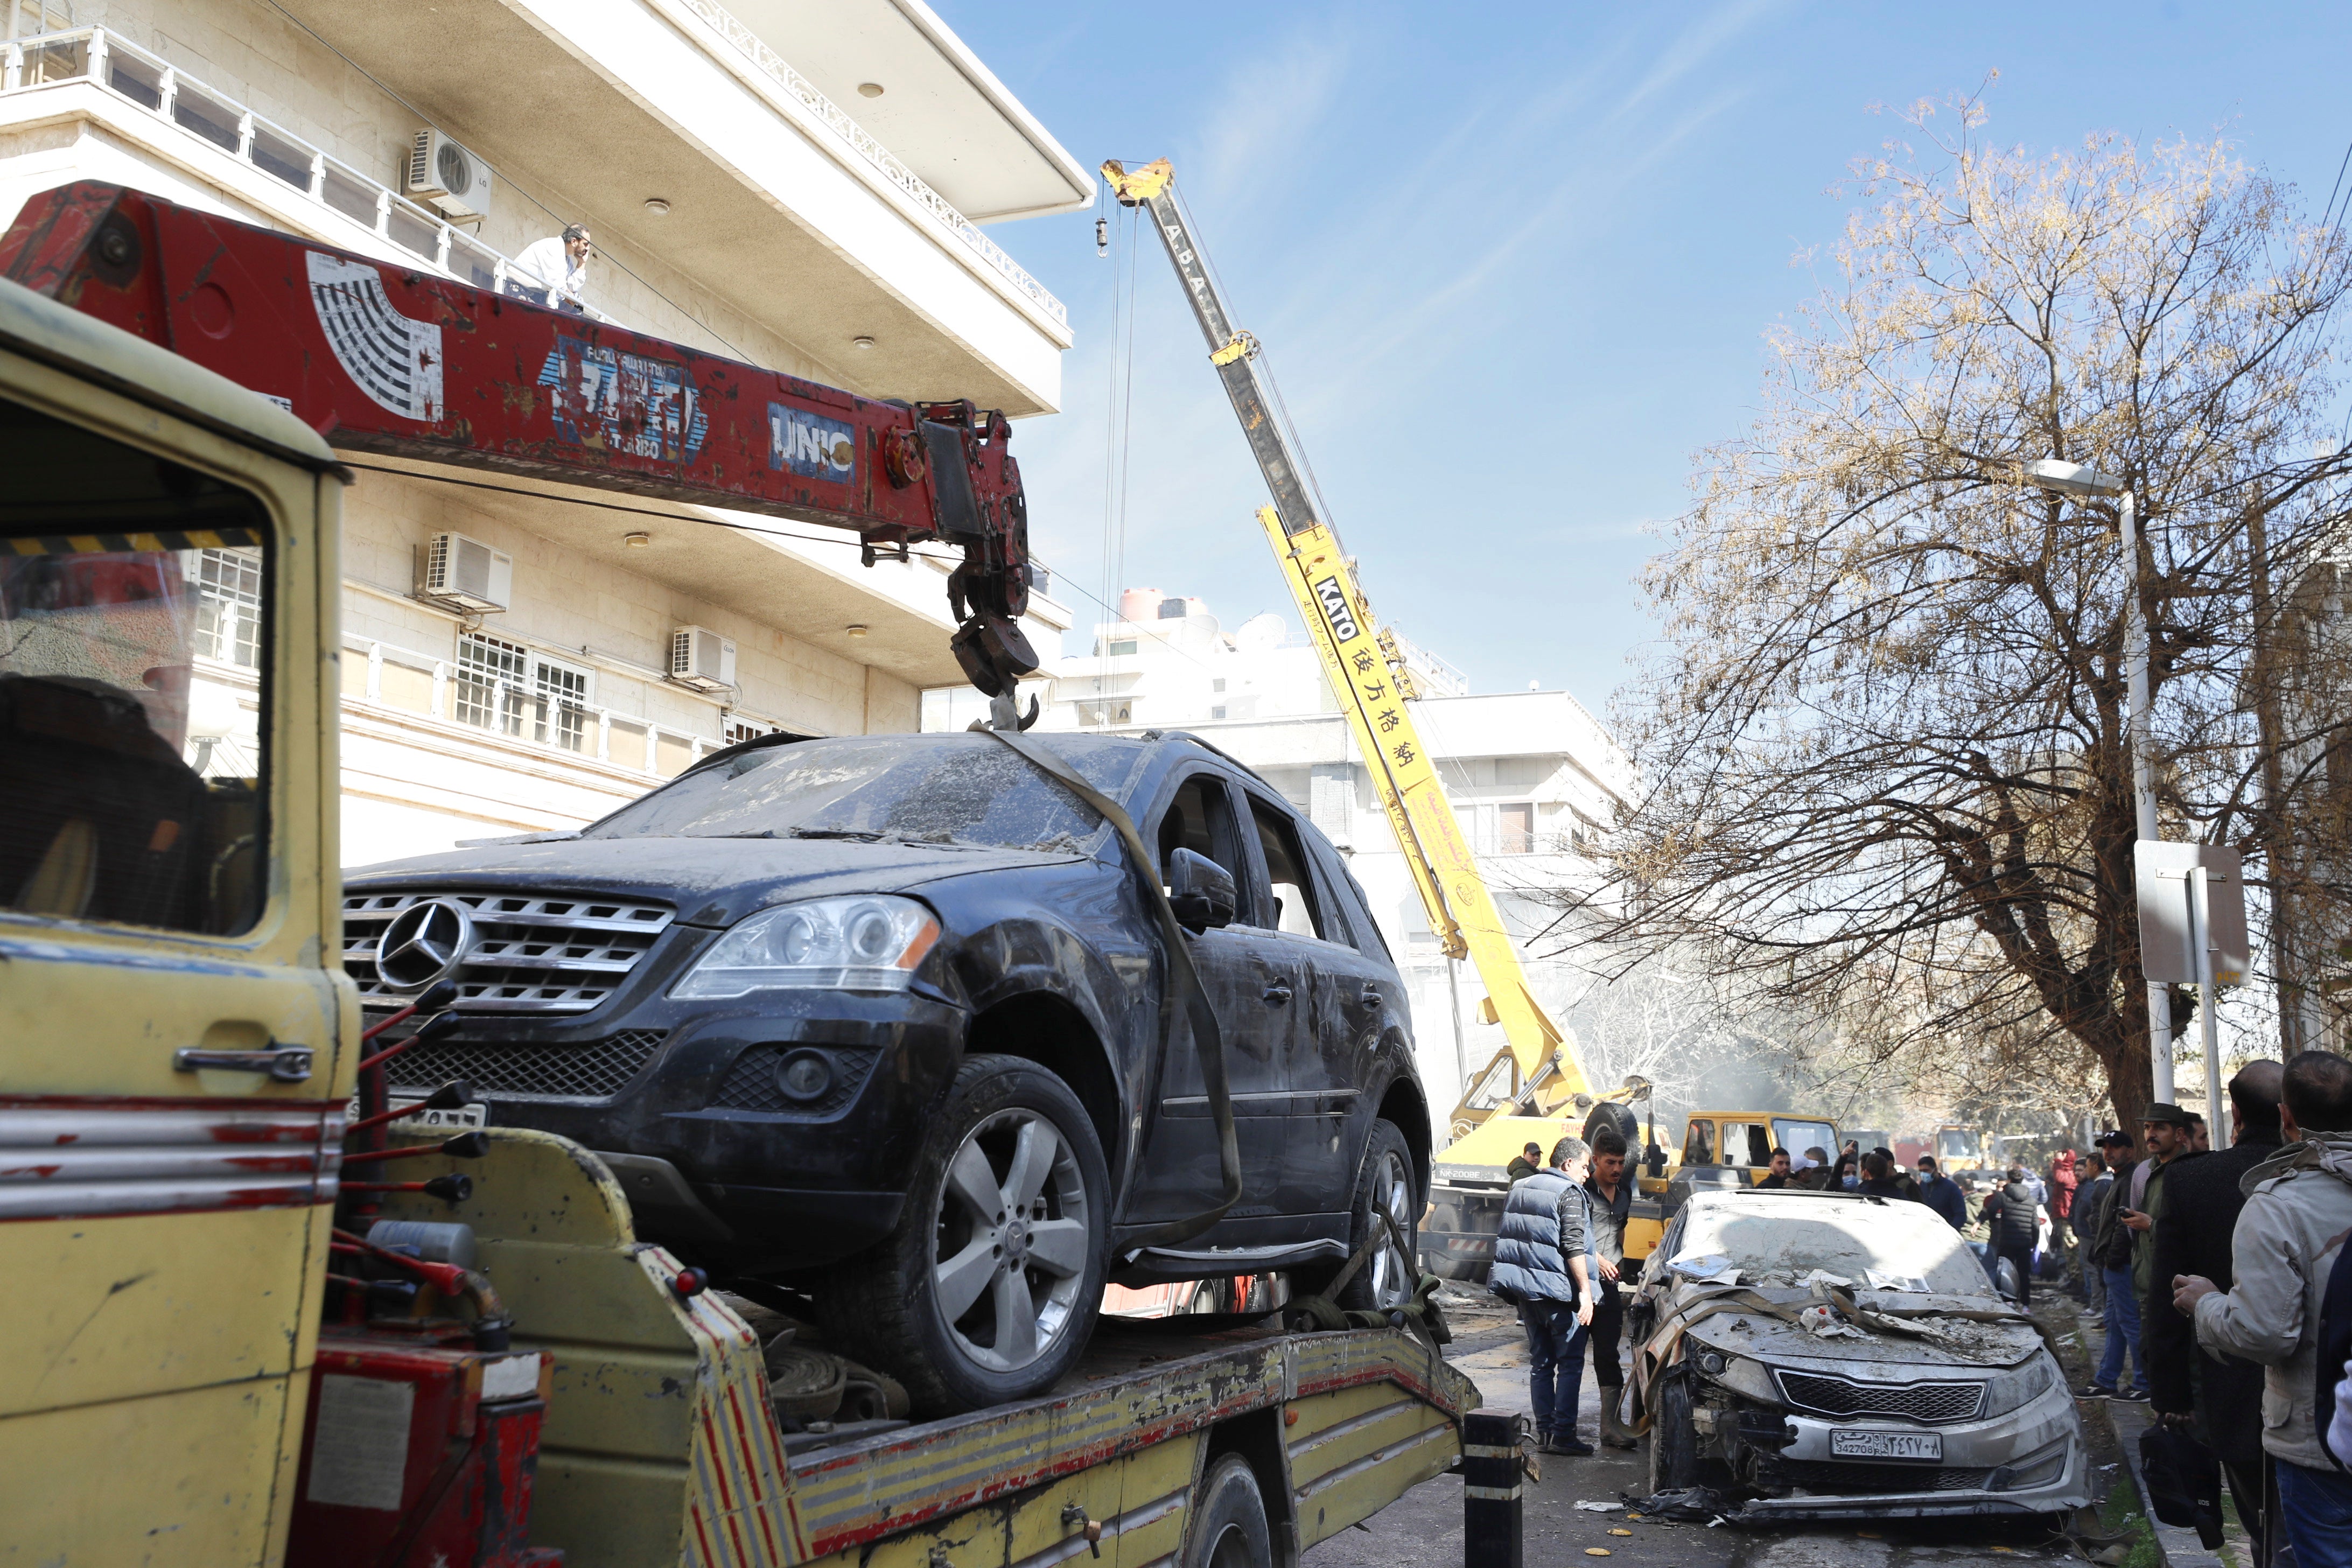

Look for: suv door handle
[174,1045,314,1083]
[1360,985,1382,1007]
[1261,981,1292,1005]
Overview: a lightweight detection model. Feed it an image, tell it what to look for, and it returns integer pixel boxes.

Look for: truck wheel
[828,1054,1108,1415]
[1648,1369,1701,1493]
[1184,1453,1271,1568]
[1326,1121,1419,1311]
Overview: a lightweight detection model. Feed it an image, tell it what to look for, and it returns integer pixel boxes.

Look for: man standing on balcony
[513,224,592,313]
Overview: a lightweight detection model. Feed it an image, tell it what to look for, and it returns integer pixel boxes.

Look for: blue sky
[933,1,2352,718]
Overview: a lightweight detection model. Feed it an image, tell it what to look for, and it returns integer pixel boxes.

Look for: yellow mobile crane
[1100,159,1655,1273]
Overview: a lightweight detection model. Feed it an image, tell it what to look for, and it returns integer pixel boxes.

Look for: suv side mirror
[1167,849,1236,934]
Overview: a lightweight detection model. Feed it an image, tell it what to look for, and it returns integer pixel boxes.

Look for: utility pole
[2026,460,2173,1103]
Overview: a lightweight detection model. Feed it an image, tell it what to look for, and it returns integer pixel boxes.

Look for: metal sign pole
[2136,842,2248,1129]
[2192,867,2227,1149]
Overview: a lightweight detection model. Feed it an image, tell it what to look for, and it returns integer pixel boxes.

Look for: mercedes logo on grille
[376,898,475,991]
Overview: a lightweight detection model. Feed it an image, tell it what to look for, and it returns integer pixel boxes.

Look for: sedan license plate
[387,1098,487,1131]
[1830,1429,1942,1462]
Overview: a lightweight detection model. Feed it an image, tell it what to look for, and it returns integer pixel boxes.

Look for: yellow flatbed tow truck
[0,200,1477,1566]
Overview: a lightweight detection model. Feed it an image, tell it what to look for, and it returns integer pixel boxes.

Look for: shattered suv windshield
[582,734,1145,852]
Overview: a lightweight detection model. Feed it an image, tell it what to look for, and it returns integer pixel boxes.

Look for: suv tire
[827,1053,1109,1413]
[1300,1119,1420,1311]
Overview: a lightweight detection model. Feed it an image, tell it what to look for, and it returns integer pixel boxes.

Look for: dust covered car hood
[343,832,1088,927]
[1655,1188,2040,1371]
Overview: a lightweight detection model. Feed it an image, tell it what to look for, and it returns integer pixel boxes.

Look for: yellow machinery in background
[1103,158,1667,1283]
[1100,157,1617,1180]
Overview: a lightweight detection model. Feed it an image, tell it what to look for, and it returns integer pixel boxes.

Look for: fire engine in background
[0,183,1472,1567]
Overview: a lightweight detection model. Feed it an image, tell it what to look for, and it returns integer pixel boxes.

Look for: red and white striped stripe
[0,1097,344,1222]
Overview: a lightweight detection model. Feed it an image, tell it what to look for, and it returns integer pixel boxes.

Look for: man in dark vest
[1488,1136,1597,1455]
[2149,1060,2284,1562]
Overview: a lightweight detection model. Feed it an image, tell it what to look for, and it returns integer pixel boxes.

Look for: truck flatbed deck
[372,1131,1476,1568]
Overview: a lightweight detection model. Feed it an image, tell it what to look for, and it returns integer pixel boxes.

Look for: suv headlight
[671,896,941,999]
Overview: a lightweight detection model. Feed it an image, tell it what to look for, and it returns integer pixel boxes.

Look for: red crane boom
[0,181,1038,697]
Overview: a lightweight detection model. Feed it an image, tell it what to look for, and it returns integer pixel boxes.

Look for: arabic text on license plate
[1829,1429,1942,1461]
[387,1099,487,1131]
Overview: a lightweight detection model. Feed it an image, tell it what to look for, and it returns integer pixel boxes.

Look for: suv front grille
[344,890,674,1013]
[1775,1370,1985,1425]
[386,1030,669,1101]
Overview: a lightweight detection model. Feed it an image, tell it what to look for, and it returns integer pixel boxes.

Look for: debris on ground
[1620,1486,1732,1522]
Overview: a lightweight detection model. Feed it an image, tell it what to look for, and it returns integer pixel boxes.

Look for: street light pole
[2022,461,2174,1104]
[2116,486,2175,1104]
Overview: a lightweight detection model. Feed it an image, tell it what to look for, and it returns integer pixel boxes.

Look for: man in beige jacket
[2174,1051,2352,1567]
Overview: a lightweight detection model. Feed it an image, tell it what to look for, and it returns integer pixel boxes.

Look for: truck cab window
[1684,1119,1716,1166]
[0,397,270,935]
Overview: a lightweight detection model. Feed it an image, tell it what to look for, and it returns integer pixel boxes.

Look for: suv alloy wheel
[828,1054,1109,1413]
[1327,1121,1421,1311]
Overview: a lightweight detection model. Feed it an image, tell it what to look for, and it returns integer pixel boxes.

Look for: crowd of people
[1485,1053,2352,1568]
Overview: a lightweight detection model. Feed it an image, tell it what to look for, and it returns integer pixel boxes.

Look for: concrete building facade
[0,0,1081,863]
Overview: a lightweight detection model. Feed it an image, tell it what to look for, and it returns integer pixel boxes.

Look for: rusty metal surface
[787,1326,1474,1559]
[0,181,1037,691]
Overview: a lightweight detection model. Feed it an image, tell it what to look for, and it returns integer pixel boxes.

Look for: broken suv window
[582,734,1146,852]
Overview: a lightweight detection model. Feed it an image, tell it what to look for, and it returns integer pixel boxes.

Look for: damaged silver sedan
[1626,1188,2089,1522]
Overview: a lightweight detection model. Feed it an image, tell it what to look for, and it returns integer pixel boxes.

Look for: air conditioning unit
[421,531,513,612]
[670,626,737,692]
[407,129,497,221]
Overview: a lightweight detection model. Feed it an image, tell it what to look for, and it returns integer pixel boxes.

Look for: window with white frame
[724,717,779,746]
[453,632,593,752]
[185,547,263,667]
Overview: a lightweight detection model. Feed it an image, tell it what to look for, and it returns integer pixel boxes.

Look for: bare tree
[1588,97,2352,1130]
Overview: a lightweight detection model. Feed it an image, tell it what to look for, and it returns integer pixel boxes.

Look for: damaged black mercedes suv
[344,729,1428,1411]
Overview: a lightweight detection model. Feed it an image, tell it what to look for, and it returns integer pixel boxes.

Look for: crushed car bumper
[1739,1388,2090,1519]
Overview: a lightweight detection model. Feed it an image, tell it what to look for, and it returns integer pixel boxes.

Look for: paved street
[1305,1293,2112,1568]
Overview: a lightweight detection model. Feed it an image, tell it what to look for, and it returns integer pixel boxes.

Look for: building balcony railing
[4,13,1065,336]
[0,26,575,311]
[340,633,716,779]
[664,0,1066,327]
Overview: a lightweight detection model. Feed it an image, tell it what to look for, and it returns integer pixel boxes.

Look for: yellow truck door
[0,280,353,1563]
